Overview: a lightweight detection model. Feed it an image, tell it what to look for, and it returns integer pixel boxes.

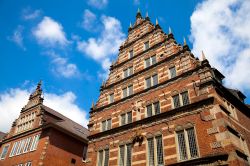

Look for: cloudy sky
[1,0,250,132]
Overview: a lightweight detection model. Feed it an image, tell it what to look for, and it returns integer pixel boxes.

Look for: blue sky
[1,0,250,132]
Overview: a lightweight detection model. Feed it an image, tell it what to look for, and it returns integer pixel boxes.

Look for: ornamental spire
[136,8,142,19]
[183,37,187,46]
[201,50,206,61]
[169,26,172,34]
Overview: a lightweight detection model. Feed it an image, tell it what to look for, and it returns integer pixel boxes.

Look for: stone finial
[183,37,187,46]
[169,27,172,34]
[201,50,206,61]
[146,11,149,18]
[92,101,95,108]
[137,8,140,13]
[130,22,132,28]
[136,8,142,19]
[156,18,159,25]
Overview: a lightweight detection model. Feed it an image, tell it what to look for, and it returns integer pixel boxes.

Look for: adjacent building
[0,82,89,166]
[87,11,250,166]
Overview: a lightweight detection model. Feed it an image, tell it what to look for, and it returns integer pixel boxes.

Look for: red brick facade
[0,82,89,166]
[87,11,250,166]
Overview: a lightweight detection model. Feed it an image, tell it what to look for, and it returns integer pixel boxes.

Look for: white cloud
[87,0,108,9]
[22,8,42,20]
[33,16,69,46]
[0,88,88,133]
[45,51,80,78]
[190,0,250,91]
[81,9,98,32]
[8,25,26,50]
[77,15,125,74]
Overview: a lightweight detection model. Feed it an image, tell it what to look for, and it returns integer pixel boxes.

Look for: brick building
[0,82,89,166]
[87,11,250,166]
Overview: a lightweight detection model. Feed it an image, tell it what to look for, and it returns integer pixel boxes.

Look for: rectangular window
[173,94,180,108]
[147,138,155,166]
[119,144,132,166]
[98,150,104,166]
[102,119,111,131]
[122,85,133,98]
[23,137,32,153]
[104,149,109,166]
[146,102,161,117]
[152,74,158,86]
[145,55,157,68]
[123,69,128,78]
[0,144,10,160]
[123,67,133,78]
[123,88,127,98]
[121,114,126,126]
[127,112,132,124]
[120,112,132,126]
[181,91,190,106]
[128,85,133,96]
[129,50,133,59]
[30,135,40,151]
[145,77,151,89]
[156,136,164,165]
[109,93,114,104]
[9,142,18,157]
[144,41,149,50]
[176,127,198,161]
[25,162,32,166]
[169,66,176,78]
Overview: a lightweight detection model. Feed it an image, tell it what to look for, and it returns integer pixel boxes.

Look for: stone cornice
[88,97,214,139]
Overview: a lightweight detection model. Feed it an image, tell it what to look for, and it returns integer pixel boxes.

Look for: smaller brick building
[0,81,89,166]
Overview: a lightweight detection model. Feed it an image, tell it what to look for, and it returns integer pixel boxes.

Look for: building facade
[87,11,250,166]
[0,82,89,166]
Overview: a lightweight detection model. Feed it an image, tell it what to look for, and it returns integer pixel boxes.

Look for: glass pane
[147,104,153,117]
[129,67,133,76]
[129,50,133,59]
[145,58,150,68]
[121,114,126,125]
[169,67,176,78]
[152,74,158,86]
[146,77,151,89]
[127,112,132,123]
[104,149,109,166]
[144,41,149,50]
[181,91,190,106]
[156,136,164,165]
[154,102,160,115]
[128,85,133,96]
[147,138,154,166]
[119,145,125,166]
[109,94,114,103]
[102,121,106,131]
[124,69,128,78]
[151,55,156,65]
[126,144,132,166]
[98,150,103,166]
[173,95,180,108]
[187,128,198,158]
[107,119,111,130]
[177,131,187,160]
[123,88,127,98]
[0,145,9,159]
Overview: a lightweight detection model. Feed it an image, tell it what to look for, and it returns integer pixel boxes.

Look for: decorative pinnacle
[136,8,142,19]
[156,18,159,25]
[92,100,95,108]
[130,22,132,28]
[146,11,149,18]
[183,37,187,46]
[201,50,206,61]
[137,8,140,13]
[169,27,172,34]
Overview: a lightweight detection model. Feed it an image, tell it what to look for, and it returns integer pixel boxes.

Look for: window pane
[107,119,111,130]
[124,69,128,78]
[154,102,160,115]
[0,145,9,159]
[151,55,156,65]
[177,131,187,160]
[187,128,198,158]
[152,74,158,86]
[121,114,126,126]
[173,95,180,108]
[123,88,127,98]
[181,91,190,106]
[145,58,150,68]
[126,144,132,166]
[98,150,103,166]
[104,149,109,166]
[169,67,176,78]
[10,142,18,157]
[147,104,153,117]
[129,67,133,76]
[102,121,106,131]
[119,145,125,166]
[128,85,133,96]
[129,50,133,59]
[127,112,132,124]
[109,94,114,103]
[156,136,164,165]
[147,138,154,166]
[144,41,149,50]
[145,77,151,89]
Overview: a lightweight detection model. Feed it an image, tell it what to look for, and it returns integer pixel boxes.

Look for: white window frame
[145,74,158,89]
[25,161,32,166]
[30,135,40,151]
[120,111,132,126]
[172,91,190,109]
[122,85,133,98]
[146,101,160,117]
[123,67,133,78]
[118,143,132,166]
[175,127,199,161]
[144,55,156,68]
[0,144,10,160]
[97,148,109,166]
[101,119,112,132]
[146,135,164,166]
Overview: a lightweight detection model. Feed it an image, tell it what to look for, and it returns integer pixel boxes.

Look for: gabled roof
[42,105,89,142]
